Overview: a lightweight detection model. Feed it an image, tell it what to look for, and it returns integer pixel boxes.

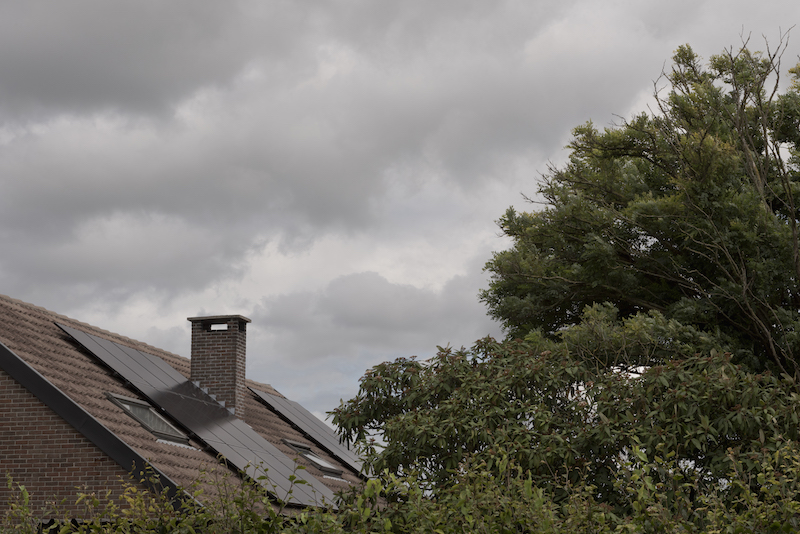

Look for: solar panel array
[249,387,363,476]
[56,323,335,508]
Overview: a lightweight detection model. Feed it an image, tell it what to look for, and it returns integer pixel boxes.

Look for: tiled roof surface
[0,294,361,505]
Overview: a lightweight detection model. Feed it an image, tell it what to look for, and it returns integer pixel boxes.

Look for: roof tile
[0,293,362,506]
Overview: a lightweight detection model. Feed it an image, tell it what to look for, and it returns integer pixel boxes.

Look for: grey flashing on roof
[0,338,192,510]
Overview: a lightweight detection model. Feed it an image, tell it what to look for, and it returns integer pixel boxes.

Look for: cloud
[246,257,503,414]
[0,2,259,118]
[1,0,799,418]
[252,267,501,364]
[4,212,256,300]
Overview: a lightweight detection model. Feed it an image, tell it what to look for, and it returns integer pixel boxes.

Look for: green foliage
[1,464,337,534]
[481,37,800,378]
[8,444,800,532]
[3,475,47,534]
[334,304,800,511]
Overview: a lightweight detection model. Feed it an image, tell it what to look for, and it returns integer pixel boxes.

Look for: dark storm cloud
[0,3,243,117]
[0,1,608,305]
[0,0,649,221]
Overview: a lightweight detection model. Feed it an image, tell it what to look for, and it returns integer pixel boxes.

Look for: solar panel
[249,387,364,476]
[56,323,335,508]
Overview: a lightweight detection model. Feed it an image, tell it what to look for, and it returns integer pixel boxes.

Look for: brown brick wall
[0,368,140,518]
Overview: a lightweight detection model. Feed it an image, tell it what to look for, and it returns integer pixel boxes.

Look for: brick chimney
[188,315,251,418]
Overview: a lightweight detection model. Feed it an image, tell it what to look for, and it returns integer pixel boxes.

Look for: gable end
[0,340,188,509]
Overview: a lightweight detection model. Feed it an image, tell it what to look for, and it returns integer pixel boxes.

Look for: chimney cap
[187,315,252,323]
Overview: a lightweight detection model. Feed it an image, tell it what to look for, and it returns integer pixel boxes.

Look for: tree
[333,305,800,511]
[332,38,800,519]
[481,36,800,378]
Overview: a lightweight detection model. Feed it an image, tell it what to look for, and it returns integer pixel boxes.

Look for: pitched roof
[0,294,363,509]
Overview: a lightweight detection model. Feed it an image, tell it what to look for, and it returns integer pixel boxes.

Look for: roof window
[107,393,190,445]
[282,438,344,477]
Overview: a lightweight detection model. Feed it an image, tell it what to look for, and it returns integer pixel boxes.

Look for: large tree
[333,305,800,511]
[333,40,800,517]
[481,38,800,377]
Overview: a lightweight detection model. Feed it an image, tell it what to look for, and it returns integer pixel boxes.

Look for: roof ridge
[0,293,185,362]
[245,378,283,398]
[0,293,282,396]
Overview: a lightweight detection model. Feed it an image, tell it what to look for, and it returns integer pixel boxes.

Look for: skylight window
[107,393,190,445]
[282,438,344,478]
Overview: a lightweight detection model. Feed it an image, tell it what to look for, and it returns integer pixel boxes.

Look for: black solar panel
[56,323,335,508]
[249,387,363,476]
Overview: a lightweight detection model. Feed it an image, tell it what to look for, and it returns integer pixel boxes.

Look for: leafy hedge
[6,439,800,532]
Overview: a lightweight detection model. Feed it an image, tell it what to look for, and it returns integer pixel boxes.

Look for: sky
[1,1,799,422]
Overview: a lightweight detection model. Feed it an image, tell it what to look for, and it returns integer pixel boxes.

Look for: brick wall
[0,368,139,518]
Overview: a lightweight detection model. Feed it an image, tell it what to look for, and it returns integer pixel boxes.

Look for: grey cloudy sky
[2,1,798,420]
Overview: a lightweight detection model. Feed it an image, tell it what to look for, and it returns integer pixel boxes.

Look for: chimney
[188,315,251,418]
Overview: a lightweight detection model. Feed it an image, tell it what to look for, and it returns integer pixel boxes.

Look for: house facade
[0,294,363,517]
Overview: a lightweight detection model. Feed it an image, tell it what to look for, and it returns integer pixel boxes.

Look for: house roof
[0,294,364,509]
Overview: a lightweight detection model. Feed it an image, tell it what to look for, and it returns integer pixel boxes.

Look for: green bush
[6,443,800,533]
